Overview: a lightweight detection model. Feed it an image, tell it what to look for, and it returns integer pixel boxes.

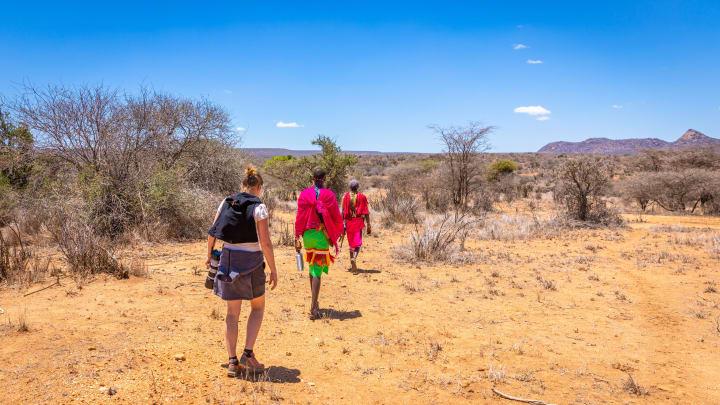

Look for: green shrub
[488,159,519,181]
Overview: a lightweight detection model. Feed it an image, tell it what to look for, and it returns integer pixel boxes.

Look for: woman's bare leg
[225,300,242,358]
[244,295,265,350]
[311,276,322,315]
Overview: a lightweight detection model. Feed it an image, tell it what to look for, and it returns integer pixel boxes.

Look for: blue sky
[1,1,718,152]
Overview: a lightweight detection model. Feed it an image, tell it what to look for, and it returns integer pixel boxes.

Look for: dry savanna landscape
[2,87,720,404]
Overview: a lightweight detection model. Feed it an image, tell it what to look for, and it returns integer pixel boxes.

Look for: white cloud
[514,105,551,121]
[612,104,623,109]
[276,121,303,128]
[223,89,233,94]
[235,126,247,132]
[527,59,543,64]
[513,43,528,50]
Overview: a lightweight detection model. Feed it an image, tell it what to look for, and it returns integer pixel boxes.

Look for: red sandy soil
[1,213,719,404]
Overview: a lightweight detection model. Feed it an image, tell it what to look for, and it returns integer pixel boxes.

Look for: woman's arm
[206,200,224,268]
[256,218,278,290]
[206,235,216,268]
[364,213,372,235]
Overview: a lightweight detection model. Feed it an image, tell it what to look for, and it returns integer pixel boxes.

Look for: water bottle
[295,252,304,272]
[205,249,221,289]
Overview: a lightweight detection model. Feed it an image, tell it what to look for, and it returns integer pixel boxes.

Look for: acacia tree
[430,122,493,210]
[555,157,612,221]
[311,135,357,197]
[264,136,357,199]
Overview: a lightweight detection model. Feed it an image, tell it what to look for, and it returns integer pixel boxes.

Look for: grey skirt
[213,248,266,301]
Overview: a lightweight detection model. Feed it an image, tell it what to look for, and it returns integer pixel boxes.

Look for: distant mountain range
[243,148,397,159]
[538,129,720,154]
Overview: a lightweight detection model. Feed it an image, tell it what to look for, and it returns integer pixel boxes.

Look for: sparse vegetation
[397,213,477,263]
[372,186,421,225]
[623,374,649,396]
[555,157,623,225]
[431,122,493,211]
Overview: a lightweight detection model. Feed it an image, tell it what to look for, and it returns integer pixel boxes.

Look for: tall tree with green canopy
[263,136,357,199]
[310,135,358,197]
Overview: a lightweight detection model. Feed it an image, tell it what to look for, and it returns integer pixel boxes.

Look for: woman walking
[294,168,343,320]
[341,179,371,272]
[207,166,278,377]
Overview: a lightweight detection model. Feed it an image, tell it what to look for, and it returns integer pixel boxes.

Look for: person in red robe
[295,168,343,319]
[341,179,371,272]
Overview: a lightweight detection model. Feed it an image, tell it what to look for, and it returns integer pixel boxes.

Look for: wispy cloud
[276,121,303,128]
[526,59,543,64]
[513,43,528,50]
[235,126,247,132]
[223,89,233,95]
[612,104,623,109]
[514,105,551,121]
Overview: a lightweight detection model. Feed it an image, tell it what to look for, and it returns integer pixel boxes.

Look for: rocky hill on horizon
[538,129,720,154]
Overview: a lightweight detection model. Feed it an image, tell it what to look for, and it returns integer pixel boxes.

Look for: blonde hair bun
[245,165,258,177]
[242,165,263,188]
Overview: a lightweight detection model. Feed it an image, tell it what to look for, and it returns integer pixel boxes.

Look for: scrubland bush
[555,157,622,225]
[372,187,421,225]
[0,222,56,286]
[470,188,497,213]
[710,235,720,259]
[476,214,576,240]
[46,204,129,279]
[396,213,477,263]
[620,170,720,214]
[487,159,519,181]
[0,225,32,284]
[12,84,239,240]
[477,215,538,240]
[263,136,357,199]
[385,158,450,210]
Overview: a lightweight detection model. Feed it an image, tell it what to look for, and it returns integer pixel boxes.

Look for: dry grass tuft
[16,311,30,333]
[126,258,149,278]
[623,374,649,396]
[273,220,295,247]
[426,341,442,361]
[536,275,557,291]
[0,224,34,285]
[486,363,506,383]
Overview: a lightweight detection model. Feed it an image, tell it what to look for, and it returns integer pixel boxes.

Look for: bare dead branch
[492,388,556,405]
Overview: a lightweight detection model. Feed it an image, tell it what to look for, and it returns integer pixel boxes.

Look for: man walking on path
[294,168,343,320]
[341,179,371,272]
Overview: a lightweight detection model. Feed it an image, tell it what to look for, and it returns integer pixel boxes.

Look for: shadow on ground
[235,366,302,383]
[319,308,362,321]
[348,268,381,274]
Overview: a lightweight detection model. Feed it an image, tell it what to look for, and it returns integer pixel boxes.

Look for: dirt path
[1,214,719,404]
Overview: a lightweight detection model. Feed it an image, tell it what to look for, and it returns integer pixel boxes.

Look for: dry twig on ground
[492,388,556,405]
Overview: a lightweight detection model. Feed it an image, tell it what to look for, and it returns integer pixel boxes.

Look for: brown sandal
[239,353,265,374]
[227,359,240,377]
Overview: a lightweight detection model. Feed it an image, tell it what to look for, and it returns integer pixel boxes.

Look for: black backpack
[207,192,262,244]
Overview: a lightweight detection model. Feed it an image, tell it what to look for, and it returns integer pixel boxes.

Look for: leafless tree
[14,84,235,181]
[555,157,612,221]
[430,122,493,210]
[11,84,237,237]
